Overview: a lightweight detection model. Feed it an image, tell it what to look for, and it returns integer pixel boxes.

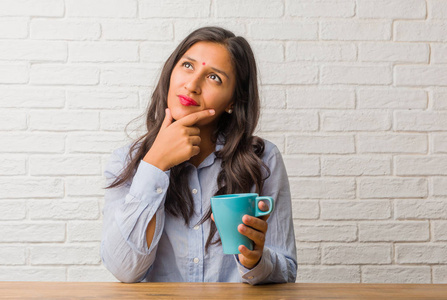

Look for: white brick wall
[1,0,446,284]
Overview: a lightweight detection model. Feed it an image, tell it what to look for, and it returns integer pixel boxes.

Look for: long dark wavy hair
[106,26,270,249]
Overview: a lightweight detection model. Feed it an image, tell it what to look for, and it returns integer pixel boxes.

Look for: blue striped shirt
[101,138,297,284]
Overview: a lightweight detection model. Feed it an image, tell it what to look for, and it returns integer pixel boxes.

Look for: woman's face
[167,41,236,128]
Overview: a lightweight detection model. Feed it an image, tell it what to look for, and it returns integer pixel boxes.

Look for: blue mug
[210,193,274,254]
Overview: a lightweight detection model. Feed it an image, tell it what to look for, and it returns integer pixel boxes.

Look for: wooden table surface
[1,282,446,299]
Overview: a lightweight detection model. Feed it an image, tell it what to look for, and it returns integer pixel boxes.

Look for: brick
[359,221,429,242]
[357,0,426,19]
[291,200,319,219]
[284,156,320,176]
[0,111,26,130]
[434,134,447,153]
[68,266,118,282]
[0,178,63,199]
[433,91,447,110]
[290,178,356,199]
[30,155,101,176]
[286,42,356,62]
[321,111,391,131]
[101,65,159,87]
[395,21,447,42]
[358,133,427,154]
[287,135,355,154]
[359,177,427,198]
[0,267,65,281]
[323,244,391,264]
[30,65,99,85]
[395,66,447,86]
[67,133,128,153]
[28,199,100,220]
[395,199,447,219]
[362,266,431,284]
[357,88,427,109]
[174,22,246,42]
[102,21,173,41]
[66,0,136,18]
[288,0,355,18]
[69,42,139,63]
[0,156,26,175]
[252,42,284,63]
[429,0,447,19]
[31,20,100,41]
[0,200,26,220]
[395,111,447,131]
[0,19,28,38]
[215,0,283,17]
[322,156,391,176]
[67,89,138,110]
[287,88,355,109]
[396,244,447,264]
[359,42,428,63]
[100,111,142,131]
[320,200,391,220]
[0,64,28,84]
[294,222,356,242]
[260,110,318,132]
[0,133,65,153]
[30,245,100,265]
[0,87,65,108]
[66,176,105,197]
[296,266,360,283]
[140,0,209,18]
[68,221,102,242]
[431,44,447,64]
[296,245,320,264]
[249,21,318,40]
[321,20,391,41]
[0,247,25,265]
[0,0,64,17]
[321,65,392,85]
[140,42,177,63]
[0,40,66,62]
[433,177,447,196]
[0,223,65,242]
[259,134,285,153]
[396,156,447,175]
[433,221,447,241]
[260,86,286,109]
[259,62,318,84]
[30,111,99,131]
[433,266,447,283]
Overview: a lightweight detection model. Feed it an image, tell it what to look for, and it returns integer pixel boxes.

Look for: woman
[101,26,297,285]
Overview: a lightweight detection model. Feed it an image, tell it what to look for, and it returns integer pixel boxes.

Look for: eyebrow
[183,55,230,79]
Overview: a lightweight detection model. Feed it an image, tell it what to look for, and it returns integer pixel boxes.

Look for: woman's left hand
[237,201,270,269]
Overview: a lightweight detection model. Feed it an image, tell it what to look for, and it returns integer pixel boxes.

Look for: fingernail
[209,109,215,115]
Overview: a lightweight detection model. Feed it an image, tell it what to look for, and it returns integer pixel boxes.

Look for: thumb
[161,108,173,130]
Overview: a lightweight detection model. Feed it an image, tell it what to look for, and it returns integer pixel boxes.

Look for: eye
[209,74,222,83]
[182,61,193,70]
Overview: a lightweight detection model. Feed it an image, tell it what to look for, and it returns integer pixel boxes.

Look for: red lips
[178,95,199,106]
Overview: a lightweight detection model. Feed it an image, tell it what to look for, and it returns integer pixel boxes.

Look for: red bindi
[202,62,206,65]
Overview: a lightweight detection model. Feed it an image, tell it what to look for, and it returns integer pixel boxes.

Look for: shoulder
[259,138,282,163]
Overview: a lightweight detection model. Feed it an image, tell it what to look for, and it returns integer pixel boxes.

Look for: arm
[236,145,297,285]
[100,146,170,283]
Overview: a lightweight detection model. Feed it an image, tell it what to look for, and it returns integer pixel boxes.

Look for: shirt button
[193,258,199,264]
[193,225,200,230]
[248,276,254,279]
[156,187,163,194]
[192,189,198,194]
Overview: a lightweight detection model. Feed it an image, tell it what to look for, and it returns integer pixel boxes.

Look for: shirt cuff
[234,247,274,285]
[129,160,170,203]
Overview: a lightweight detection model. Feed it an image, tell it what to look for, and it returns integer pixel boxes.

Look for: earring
[227,109,233,114]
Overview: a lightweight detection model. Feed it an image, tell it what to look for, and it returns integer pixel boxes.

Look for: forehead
[183,41,234,74]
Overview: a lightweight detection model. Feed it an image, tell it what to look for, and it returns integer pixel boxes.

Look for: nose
[184,74,202,94]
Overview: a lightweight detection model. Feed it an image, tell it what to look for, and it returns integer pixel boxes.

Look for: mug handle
[255,196,274,217]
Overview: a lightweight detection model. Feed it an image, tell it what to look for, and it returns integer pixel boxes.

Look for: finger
[238,245,261,260]
[186,126,200,136]
[258,200,270,212]
[189,135,201,146]
[211,213,214,222]
[242,215,268,233]
[191,145,200,157]
[161,108,173,130]
[177,109,215,127]
[238,224,266,247]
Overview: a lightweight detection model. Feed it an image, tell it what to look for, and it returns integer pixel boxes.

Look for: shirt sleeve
[100,146,170,283]
[235,145,297,285]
